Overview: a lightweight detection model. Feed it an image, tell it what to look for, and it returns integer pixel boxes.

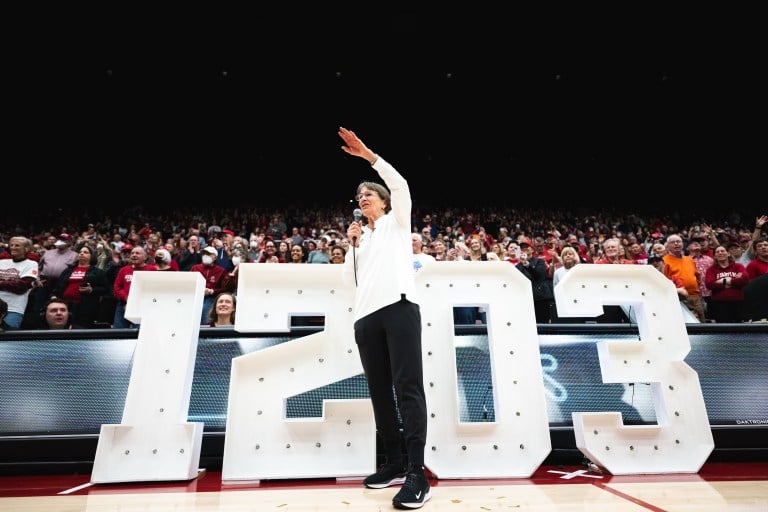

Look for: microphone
[352,208,362,242]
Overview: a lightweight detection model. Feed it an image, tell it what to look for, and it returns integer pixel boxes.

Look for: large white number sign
[555,264,714,474]
[93,262,714,483]
[92,272,206,483]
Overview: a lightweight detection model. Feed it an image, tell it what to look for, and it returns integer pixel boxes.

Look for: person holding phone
[52,244,109,328]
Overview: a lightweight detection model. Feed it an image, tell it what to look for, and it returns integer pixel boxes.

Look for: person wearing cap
[215,229,236,272]
[191,246,230,324]
[30,233,78,324]
[112,245,156,329]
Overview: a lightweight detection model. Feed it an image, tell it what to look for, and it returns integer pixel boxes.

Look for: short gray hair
[356,181,391,213]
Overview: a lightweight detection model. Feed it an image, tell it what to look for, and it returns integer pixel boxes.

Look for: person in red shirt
[52,245,109,328]
[594,238,635,265]
[705,245,750,323]
[112,246,156,328]
[257,239,285,263]
[746,237,768,279]
[191,246,230,323]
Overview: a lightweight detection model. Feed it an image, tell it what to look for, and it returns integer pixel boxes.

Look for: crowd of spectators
[1,202,766,331]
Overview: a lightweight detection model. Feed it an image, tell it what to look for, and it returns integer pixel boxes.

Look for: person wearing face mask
[153,248,178,272]
[246,238,262,262]
[221,248,246,294]
[190,246,229,323]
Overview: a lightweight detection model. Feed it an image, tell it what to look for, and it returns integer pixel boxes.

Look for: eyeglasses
[355,192,376,202]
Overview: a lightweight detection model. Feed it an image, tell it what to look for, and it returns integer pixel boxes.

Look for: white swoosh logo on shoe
[415,491,422,499]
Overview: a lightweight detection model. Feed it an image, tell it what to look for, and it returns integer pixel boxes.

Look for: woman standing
[53,245,109,328]
[552,246,580,288]
[704,245,750,323]
[340,127,431,509]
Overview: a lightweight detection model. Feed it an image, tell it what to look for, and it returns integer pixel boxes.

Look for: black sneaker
[392,466,431,509]
[363,462,408,489]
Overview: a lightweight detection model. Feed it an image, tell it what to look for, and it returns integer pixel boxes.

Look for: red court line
[593,481,668,512]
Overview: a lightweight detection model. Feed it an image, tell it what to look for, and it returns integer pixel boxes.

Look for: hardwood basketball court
[1,461,766,511]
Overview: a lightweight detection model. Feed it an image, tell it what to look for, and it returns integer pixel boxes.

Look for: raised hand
[339,126,376,164]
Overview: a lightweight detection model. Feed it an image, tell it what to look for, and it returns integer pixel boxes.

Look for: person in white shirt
[0,236,39,329]
[340,127,431,509]
[411,233,435,273]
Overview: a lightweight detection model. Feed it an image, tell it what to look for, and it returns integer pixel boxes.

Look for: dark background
[7,6,757,212]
